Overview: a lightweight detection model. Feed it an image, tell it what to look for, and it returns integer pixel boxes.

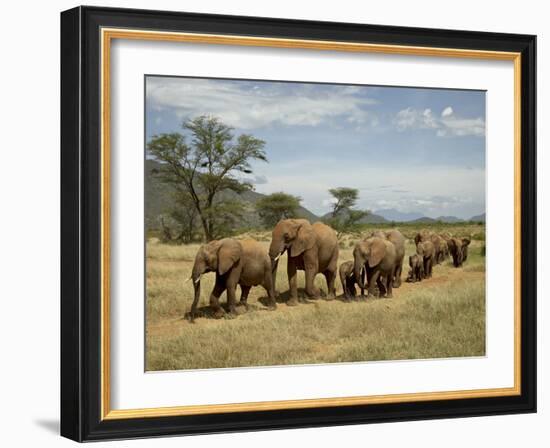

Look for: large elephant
[429,234,447,264]
[269,219,339,306]
[353,236,398,298]
[371,229,405,287]
[189,238,276,321]
[447,237,471,267]
[416,240,435,278]
[439,238,449,263]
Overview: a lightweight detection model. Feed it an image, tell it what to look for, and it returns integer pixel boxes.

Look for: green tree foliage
[168,193,200,244]
[325,187,368,236]
[255,192,302,228]
[329,187,360,217]
[147,115,267,241]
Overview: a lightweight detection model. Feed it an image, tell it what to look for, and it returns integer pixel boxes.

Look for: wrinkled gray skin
[439,239,449,263]
[429,234,448,265]
[189,238,276,321]
[353,236,398,298]
[371,229,406,287]
[416,240,435,278]
[447,237,471,267]
[408,253,424,282]
[269,219,339,306]
[339,260,365,301]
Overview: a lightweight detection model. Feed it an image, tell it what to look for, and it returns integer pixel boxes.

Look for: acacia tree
[147,115,267,241]
[255,192,302,228]
[329,187,360,218]
[326,187,368,236]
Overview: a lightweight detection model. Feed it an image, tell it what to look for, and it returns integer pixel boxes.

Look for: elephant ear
[368,238,386,268]
[462,237,471,247]
[217,239,242,275]
[290,222,315,257]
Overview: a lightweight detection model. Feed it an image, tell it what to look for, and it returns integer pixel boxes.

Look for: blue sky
[146,76,486,219]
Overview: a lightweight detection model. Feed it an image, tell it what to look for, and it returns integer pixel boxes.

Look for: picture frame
[60,5,536,442]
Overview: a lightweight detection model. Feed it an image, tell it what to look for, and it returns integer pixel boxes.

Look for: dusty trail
[147,265,484,339]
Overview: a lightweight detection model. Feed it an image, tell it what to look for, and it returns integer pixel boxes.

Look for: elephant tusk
[274,253,282,262]
[194,276,201,284]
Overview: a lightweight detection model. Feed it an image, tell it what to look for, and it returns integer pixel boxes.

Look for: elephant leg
[209,281,226,319]
[385,274,393,298]
[304,267,321,299]
[239,285,251,310]
[225,276,239,316]
[287,261,299,306]
[340,272,350,302]
[347,278,357,300]
[376,275,386,297]
[271,259,280,298]
[393,261,403,288]
[323,270,336,300]
[367,270,380,297]
[262,270,277,310]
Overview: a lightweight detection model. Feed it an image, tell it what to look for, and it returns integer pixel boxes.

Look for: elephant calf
[407,254,424,282]
[339,260,365,301]
[189,238,276,321]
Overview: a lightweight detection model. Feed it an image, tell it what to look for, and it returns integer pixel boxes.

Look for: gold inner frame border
[99,27,522,420]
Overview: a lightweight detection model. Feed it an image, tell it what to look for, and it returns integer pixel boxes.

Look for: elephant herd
[187,218,471,321]
[406,230,471,284]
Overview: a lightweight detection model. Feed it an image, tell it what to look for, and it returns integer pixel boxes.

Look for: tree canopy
[255,192,302,228]
[147,115,267,241]
[329,187,360,218]
[325,187,368,236]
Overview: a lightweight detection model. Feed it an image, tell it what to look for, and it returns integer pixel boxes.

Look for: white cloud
[395,107,438,131]
[322,197,338,207]
[254,161,485,218]
[395,106,485,137]
[146,77,378,130]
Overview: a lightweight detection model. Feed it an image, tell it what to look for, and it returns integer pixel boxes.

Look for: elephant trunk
[271,257,279,273]
[354,258,367,290]
[269,238,285,260]
[189,264,204,321]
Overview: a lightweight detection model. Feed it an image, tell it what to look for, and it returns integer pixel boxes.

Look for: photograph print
[144,75,486,372]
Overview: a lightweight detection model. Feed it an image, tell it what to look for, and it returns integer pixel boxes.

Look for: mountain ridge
[145,160,485,229]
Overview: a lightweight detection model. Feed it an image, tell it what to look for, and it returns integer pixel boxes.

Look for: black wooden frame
[61,6,537,442]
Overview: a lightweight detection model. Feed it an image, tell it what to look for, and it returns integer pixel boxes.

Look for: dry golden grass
[146,224,486,371]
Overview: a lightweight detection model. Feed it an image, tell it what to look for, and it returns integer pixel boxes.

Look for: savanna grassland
[146,223,485,371]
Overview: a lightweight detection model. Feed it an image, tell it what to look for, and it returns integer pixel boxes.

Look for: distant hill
[145,160,319,230]
[375,209,424,222]
[376,208,468,224]
[410,216,437,224]
[469,213,486,222]
[145,160,485,231]
[319,210,388,224]
[435,216,464,223]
